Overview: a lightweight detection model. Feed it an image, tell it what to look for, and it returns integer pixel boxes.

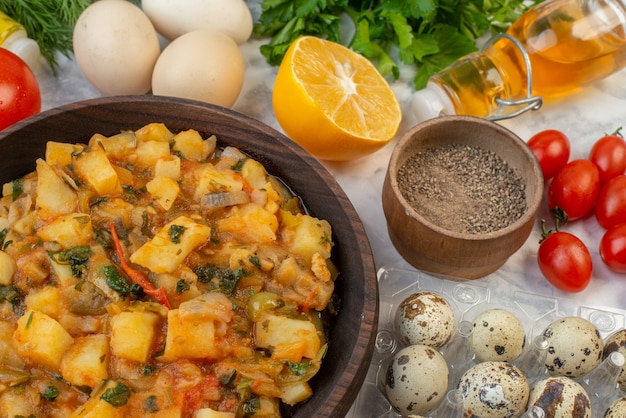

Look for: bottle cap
[411,82,455,122]
[4,37,41,73]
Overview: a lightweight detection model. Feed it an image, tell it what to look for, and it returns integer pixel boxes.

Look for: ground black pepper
[396,143,527,234]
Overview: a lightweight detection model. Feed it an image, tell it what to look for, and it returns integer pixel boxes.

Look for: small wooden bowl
[382,116,543,279]
[0,95,378,417]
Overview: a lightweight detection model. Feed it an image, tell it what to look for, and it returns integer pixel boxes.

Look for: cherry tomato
[600,223,626,273]
[0,48,41,131]
[595,175,626,229]
[538,231,592,292]
[589,130,626,185]
[527,129,571,180]
[547,159,600,221]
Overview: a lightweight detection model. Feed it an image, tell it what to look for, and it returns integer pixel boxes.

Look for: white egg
[394,291,455,348]
[605,396,626,417]
[459,361,529,417]
[141,0,253,44]
[603,329,626,390]
[384,344,449,416]
[470,308,526,362]
[73,0,160,95]
[528,376,591,417]
[542,316,603,377]
[151,30,245,108]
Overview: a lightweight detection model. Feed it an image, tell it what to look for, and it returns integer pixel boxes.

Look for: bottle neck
[585,0,626,43]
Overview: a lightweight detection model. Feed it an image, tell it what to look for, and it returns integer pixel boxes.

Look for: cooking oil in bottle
[412,0,626,121]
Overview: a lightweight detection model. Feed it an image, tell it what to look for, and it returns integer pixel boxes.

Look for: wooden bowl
[382,115,543,279]
[0,95,378,417]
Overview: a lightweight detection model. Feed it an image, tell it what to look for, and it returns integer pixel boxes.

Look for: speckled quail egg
[470,308,526,362]
[394,291,455,348]
[458,361,529,417]
[603,329,626,391]
[605,396,626,417]
[527,376,591,417]
[384,344,449,415]
[542,316,603,377]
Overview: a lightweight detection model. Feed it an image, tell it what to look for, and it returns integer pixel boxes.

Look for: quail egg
[394,291,455,348]
[603,329,626,390]
[527,376,591,417]
[542,316,603,377]
[470,308,526,362]
[384,344,449,415]
[605,396,626,417]
[459,361,529,417]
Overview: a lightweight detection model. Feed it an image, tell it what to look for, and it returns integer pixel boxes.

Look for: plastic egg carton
[347,265,626,418]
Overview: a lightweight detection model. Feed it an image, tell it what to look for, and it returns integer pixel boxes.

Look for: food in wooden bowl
[0,95,378,417]
[382,115,543,279]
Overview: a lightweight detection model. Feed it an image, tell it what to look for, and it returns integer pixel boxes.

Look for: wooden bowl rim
[386,115,543,241]
[0,94,379,417]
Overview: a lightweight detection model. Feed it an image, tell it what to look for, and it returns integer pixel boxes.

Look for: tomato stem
[610,127,623,138]
[109,222,172,309]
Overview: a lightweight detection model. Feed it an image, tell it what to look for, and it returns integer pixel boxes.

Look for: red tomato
[527,129,571,180]
[595,175,626,229]
[600,223,626,273]
[538,231,592,292]
[547,159,600,221]
[0,48,41,130]
[589,131,626,185]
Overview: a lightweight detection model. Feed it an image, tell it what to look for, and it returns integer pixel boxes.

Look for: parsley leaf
[100,382,131,407]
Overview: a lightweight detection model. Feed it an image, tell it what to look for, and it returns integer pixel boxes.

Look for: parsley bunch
[254,0,541,89]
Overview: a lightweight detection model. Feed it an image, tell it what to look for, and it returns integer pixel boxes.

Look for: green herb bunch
[0,0,94,73]
[254,0,542,89]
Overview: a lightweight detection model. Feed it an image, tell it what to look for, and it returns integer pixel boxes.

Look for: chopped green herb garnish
[168,224,186,244]
[194,264,249,295]
[248,255,261,269]
[49,246,92,277]
[143,395,159,413]
[11,179,23,201]
[285,360,312,376]
[175,279,190,294]
[42,386,60,401]
[100,382,131,407]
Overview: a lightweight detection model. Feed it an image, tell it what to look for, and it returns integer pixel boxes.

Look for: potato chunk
[36,213,93,249]
[146,176,180,211]
[193,164,243,200]
[161,293,233,362]
[194,409,236,418]
[13,309,74,371]
[35,158,78,220]
[217,203,278,244]
[171,129,212,162]
[60,334,110,388]
[73,145,122,196]
[89,131,136,160]
[155,157,181,180]
[134,140,171,168]
[0,251,16,286]
[110,311,160,363]
[45,141,84,167]
[69,380,127,418]
[254,314,321,363]
[280,210,332,260]
[130,216,211,274]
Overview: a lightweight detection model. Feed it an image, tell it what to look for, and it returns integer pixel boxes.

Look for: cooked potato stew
[0,123,337,417]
